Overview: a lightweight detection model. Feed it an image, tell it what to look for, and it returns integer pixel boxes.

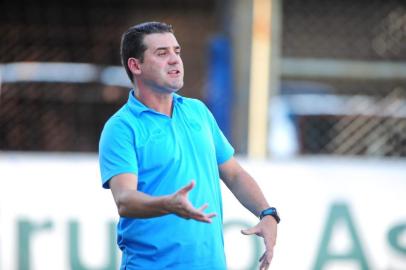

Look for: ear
[128,57,142,75]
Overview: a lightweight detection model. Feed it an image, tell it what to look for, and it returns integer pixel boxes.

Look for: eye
[158,51,167,56]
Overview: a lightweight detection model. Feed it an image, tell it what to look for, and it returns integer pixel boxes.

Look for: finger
[190,211,217,223]
[241,226,259,235]
[259,258,269,270]
[258,252,266,262]
[259,252,270,270]
[197,203,209,212]
[191,214,213,223]
[186,206,208,219]
[266,249,274,264]
[196,216,213,223]
[263,234,275,256]
[197,204,217,219]
[179,180,195,194]
[260,249,273,268]
[206,212,217,218]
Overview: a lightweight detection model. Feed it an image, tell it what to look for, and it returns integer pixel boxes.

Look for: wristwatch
[259,207,280,224]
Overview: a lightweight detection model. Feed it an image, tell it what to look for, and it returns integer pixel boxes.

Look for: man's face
[138,33,184,93]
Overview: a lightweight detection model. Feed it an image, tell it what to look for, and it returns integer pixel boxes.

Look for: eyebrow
[154,46,181,53]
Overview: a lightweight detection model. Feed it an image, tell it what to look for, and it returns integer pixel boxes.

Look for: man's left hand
[241,215,277,270]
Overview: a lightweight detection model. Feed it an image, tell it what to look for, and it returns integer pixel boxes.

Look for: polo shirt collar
[127,89,184,117]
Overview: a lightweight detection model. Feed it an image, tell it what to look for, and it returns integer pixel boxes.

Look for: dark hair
[120,21,174,83]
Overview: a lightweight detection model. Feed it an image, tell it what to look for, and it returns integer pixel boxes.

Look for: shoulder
[101,105,134,135]
[99,106,137,151]
[179,96,210,114]
[181,97,217,122]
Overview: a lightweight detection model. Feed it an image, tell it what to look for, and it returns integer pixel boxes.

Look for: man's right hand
[110,174,216,221]
[167,180,216,223]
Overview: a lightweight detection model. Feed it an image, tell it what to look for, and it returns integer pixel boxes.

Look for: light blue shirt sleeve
[201,102,235,165]
[98,116,138,189]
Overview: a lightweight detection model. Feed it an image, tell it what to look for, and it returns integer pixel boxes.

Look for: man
[99,21,279,270]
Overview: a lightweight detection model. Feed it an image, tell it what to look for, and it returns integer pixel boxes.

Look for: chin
[161,86,180,94]
[170,83,184,92]
[170,87,181,93]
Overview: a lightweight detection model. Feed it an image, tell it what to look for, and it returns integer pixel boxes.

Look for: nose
[168,51,181,65]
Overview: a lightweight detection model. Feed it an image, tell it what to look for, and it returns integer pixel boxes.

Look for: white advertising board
[0,153,405,270]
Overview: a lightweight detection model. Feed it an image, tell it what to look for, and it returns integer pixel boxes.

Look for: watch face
[264,208,276,215]
[267,208,276,214]
[261,207,280,223]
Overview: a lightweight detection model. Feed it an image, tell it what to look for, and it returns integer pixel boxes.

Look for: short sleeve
[201,103,235,165]
[98,117,138,189]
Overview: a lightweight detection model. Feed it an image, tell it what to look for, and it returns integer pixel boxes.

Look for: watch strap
[259,207,280,223]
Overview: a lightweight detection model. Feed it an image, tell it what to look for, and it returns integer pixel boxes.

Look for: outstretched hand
[241,216,277,270]
[168,180,216,223]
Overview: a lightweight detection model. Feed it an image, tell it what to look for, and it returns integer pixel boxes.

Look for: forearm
[112,179,215,222]
[115,189,171,218]
[220,158,278,269]
[225,170,269,217]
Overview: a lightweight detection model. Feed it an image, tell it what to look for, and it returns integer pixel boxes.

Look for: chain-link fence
[281,0,406,157]
[0,0,217,152]
[1,0,406,157]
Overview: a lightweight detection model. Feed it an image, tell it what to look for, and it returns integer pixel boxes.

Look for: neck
[135,88,174,116]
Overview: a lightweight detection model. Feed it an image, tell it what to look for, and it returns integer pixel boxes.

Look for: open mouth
[168,70,180,75]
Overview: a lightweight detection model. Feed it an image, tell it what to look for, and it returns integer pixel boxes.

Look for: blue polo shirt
[99,90,234,270]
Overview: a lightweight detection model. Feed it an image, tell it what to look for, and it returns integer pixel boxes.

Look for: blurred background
[1,0,405,269]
